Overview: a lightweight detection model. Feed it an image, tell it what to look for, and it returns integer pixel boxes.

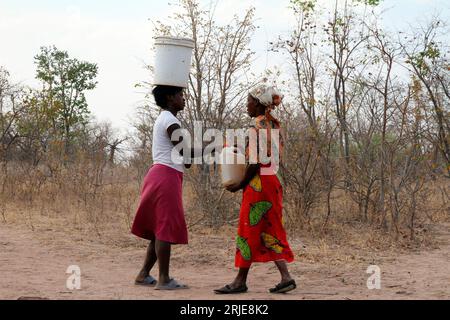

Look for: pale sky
[0,0,449,132]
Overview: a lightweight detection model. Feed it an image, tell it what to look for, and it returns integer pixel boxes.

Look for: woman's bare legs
[135,239,157,283]
[230,268,250,288]
[274,260,293,284]
[156,239,172,285]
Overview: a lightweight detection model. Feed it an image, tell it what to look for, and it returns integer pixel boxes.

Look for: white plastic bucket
[220,147,246,187]
[153,37,194,88]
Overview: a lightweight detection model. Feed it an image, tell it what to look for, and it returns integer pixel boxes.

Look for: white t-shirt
[152,111,185,173]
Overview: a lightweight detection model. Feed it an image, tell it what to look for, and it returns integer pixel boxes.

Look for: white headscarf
[249,85,284,109]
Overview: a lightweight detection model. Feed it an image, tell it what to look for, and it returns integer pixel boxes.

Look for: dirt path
[1,222,449,300]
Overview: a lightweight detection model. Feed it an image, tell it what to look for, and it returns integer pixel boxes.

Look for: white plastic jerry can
[220,146,246,187]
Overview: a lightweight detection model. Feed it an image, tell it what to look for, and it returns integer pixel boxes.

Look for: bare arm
[167,123,192,168]
[167,123,213,168]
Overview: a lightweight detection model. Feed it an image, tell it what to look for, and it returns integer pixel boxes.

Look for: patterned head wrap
[249,85,283,109]
[249,84,284,126]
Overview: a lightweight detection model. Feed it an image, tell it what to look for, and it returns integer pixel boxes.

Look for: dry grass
[1,162,448,269]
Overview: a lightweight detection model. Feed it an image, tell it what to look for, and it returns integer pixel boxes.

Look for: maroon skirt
[131,164,188,244]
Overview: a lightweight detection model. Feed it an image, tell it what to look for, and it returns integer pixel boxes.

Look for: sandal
[214,284,248,294]
[155,279,189,291]
[269,279,297,294]
[135,275,157,287]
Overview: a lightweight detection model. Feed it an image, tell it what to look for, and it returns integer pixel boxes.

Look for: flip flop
[214,284,248,295]
[269,280,297,294]
[135,275,157,287]
[155,279,189,291]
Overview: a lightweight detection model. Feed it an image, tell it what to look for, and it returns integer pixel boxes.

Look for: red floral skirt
[235,167,295,268]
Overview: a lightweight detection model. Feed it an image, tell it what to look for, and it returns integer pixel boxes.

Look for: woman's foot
[269,279,297,294]
[135,275,157,286]
[215,268,250,294]
[214,283,248,294]
[155,279,189,290]
[135,271,148,283]
[135,269,152,283]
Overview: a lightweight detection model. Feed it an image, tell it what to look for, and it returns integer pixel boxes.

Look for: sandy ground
[0,221,449,300]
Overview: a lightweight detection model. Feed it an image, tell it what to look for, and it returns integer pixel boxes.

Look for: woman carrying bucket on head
[215,84,296,294]
[131,37,200,290]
